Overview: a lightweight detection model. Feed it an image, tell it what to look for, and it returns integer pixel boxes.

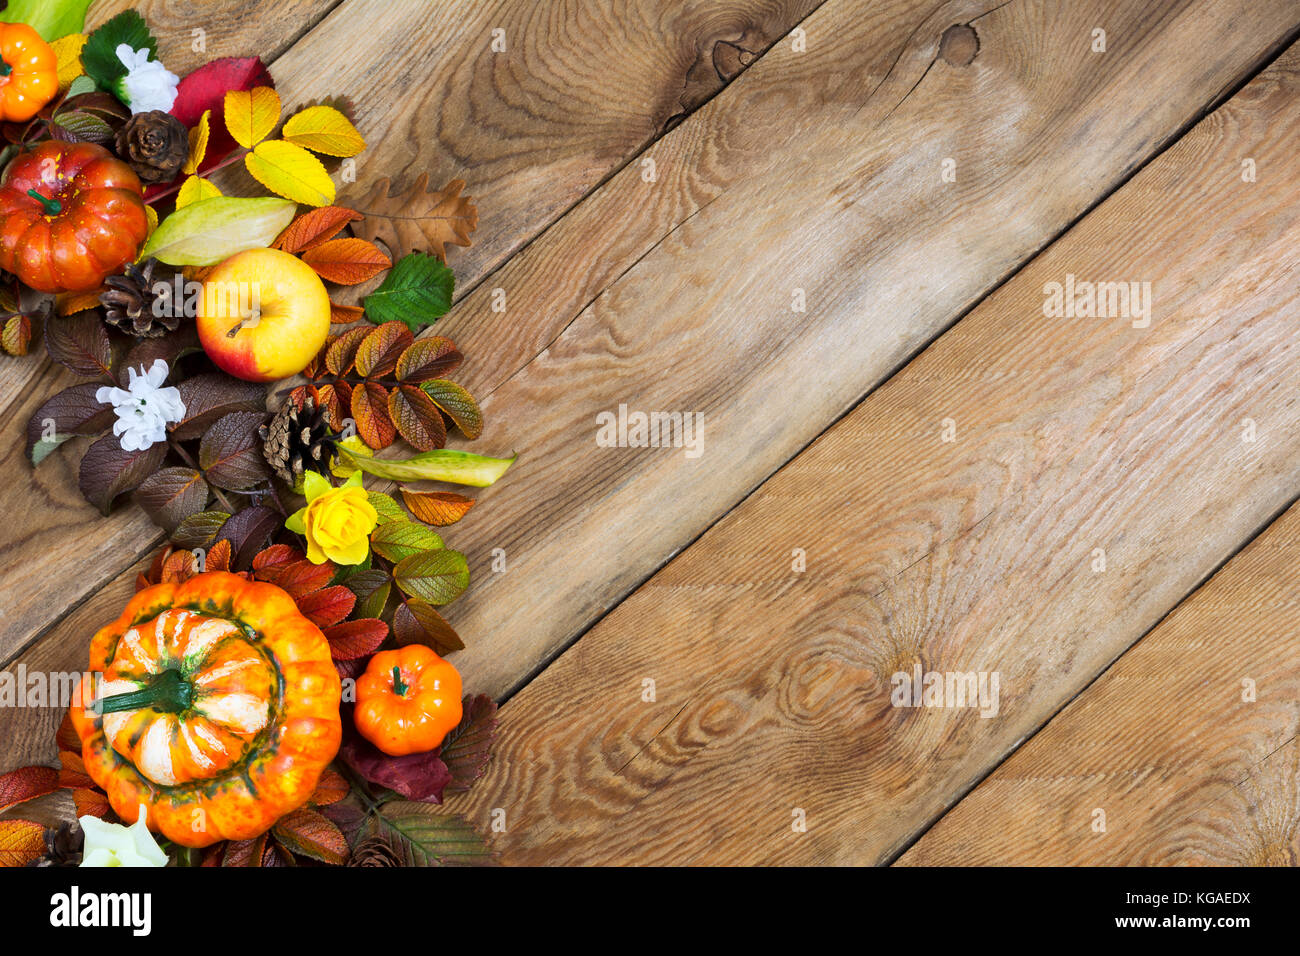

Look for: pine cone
[347,836,401,867]
[115,110,188,184]
[261,393,337,483]
[27,820,84,867]
[101,258,178,338]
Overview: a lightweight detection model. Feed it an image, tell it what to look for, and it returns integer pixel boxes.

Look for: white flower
[96,360,186,452]
[114,44,179,114]
[79,805,168,867]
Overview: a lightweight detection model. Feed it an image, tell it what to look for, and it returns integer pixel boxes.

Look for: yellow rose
[286,471,378,565]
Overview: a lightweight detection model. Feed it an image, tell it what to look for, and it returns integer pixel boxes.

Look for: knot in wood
[939,24,979,67]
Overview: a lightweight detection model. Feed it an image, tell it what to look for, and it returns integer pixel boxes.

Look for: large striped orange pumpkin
[69,572,342,848]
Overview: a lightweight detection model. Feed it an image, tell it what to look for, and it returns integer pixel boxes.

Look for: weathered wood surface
[0,0,824,670]
[449,38,1300,864]
[898,503,1300,866]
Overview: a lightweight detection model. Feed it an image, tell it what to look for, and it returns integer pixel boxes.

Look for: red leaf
[400,489,474,526]
[73,788,112,819]
[57,751,94,790]
[296,585,356,629]
[323,618,388,660]
[340,727,451,804]
[169,56,274,176]
[0,765,58,814]
[262,558,336,598]
[351,382,397,450]
[317,383,349,431]
[222,833,267,867]
[252,544,304,575]
[273,206,363,254]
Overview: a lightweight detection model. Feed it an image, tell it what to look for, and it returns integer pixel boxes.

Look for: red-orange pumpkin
[0,140,149,293]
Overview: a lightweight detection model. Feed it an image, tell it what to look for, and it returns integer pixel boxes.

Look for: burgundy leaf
[198,411,269,490]
[44,312,113,379]
[78,435,167,515]
[213,506,279,570]
[438,695,498,792]
[134,467,209,532]
[25,383,115,465]
[323,618,388,660]
[340,725,452,804]
[171,373,265,440]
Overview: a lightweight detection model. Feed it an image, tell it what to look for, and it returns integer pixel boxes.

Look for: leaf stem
[168,438,237,513]
[146,149,249,206]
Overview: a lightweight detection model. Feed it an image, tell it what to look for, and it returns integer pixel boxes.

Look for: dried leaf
[369,803,494,866]
[301,237,390,285]
[55,288,103,316]
[296,585,356,629]
[57,751,94,789]
[78,435,167,515]
[370,521,443,564]
[260,558,335,598]
[198,411,269,491]
[160,548,200,584]
[224,85,280,150]
[281,105,365,157]
[26,383,116,466]
[351,382,397,450]
[420,379,483,440]
[392,597,464,655]
[56,712,80,753]
[331,302,364,324]
[44,311,113,379]
[134,467,209,532]
[212,505,279,570]
[354,321,413,378]
[321,326,368,377]
[316,383,349,431]
[395,336,462,383]
[251,543,303,573]
[204,538,233,572]
[272,807,348,865]
[246,139,335,207]
[0,820,47,868]
[388,384,447,451]
[1,314,31,356]
[322,618,389,660]
[171,510,231,549]
[273,206,362,254]
[0,765,59,814]
[394,549,469,606]
[400,489,475,526]
[439,694,498,791]
[310,768,348,807]
[353,175,478,262]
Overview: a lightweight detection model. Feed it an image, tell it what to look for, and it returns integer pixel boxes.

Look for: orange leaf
[395,336,462,382]
[295,585,356,629]
[300,238,390,285]
[354,322,413,378]
[310,768,348,807]
[222,833,267,867]
[0,765,58,814]
[322,618,389,660]
[57,750,94,790]
[73,788,112,819]
[331,302,364,324]
[0,820,47,867]
[353,175,478,262]
[316,383,349,431]
[401,489,475,526]
[273,206,363,253]
[205,538,232,573]
[161,548,200,584]
[351,382,397,450]
[388,385,447,452]
[56,288,105,316]
[272,807,349,865]
[56,712,80,753]
[325,325,370,376]
[261,559,335,598]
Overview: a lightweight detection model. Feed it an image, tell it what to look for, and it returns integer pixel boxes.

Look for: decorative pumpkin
[0,23,57,122]
[68,572,342,848]
[354,645,462,756]
[0,140,149,293]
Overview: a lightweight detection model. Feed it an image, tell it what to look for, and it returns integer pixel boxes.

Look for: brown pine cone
[260,392,337,483]
[347,836,401,867]
[114,110,188,184]
[101,258,178,338]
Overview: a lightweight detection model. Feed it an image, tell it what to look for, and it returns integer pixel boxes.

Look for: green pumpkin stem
[97,669,194,715]
[391,665,408,697]
[0,60,11,77]
[26,189,61,215]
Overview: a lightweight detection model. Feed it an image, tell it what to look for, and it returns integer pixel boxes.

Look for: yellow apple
[196,248,331,382]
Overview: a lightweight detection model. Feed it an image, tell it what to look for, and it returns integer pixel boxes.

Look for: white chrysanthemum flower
[115,44,179,114]
[96,360,186,452]
[79,805,168,867]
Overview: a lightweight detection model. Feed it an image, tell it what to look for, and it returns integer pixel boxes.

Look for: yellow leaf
[50,34,86,90]
[224,86,281,150]
[245,140,335,206]
[182,109,211,175]
[144,203,158,237]
[175,175,222,210]
[281,105,366,158]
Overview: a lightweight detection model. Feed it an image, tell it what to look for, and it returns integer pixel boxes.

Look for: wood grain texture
[898,503,1300,866]
[0,0,824,670]
[445,38,1300,865]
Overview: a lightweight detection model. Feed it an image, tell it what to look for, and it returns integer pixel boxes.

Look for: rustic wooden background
[2,0,1299,865]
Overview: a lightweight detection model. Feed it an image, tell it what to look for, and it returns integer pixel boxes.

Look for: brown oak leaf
[352,175,478,262]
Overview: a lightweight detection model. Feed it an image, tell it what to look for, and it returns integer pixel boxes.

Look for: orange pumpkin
[0,23,57,122]
[68,572,342,848]
[354,645,462,756]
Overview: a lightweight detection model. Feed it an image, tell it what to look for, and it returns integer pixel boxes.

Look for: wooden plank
[897,503,1300,866]
[445,37,1300,864]
[0,0,824,668]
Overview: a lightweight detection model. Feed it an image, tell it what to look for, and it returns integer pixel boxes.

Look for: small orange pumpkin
[69,572,342,848]
[0,23,57,123]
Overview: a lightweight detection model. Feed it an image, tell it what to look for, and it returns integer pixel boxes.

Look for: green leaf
[0,0,92,42]
[363,252,453,333]
[419,379,483,440]
[140,196,297,266]
[339,445,514,488]
[370,520,443,564]
[393,549,469,605]
[65,75,97,98]
[80,10,156,90]
[170,510,232,549]
[367,491,406,524]
[368,803,494,867]
[344,569,391,620]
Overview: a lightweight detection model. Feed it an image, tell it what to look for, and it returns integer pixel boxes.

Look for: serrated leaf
[395,336,462,383]
[251,543,303,573]
[322,618,389,660]
[281,104,365,157]
[363,253,453,333]
[324,325,369,376]
[370,521,443,564]
[367,491,406,524]
[272,807,347,865]
[224,85,280,150]
[0,820,47,868]
[400,489,475,526]
[171,372,265,440]
[301,237,390,285]
[394,549,469,605]
[170,510,231,549]
[141,196,297,266]
[78,435,167,515]
[182,108,210,175]
[198,411,269,490]
[221,833,267,867]
[2,314,31,356]
[213,505,279,570]
[26,383,115,465]
[341,734,451,803]
[389,385,447,452]
[354,321,413,378]
[174,174,221,209]
[0,765,59,814]
[345,568,391,620]
[392,597,464,656]
[351,382,397,450]
[44,311,113,379]
[135,467,209,532]
[439,694,497,791]
[273,205,362,253]
[259,558,335,598]
[419,379,483,440]
[370,803,494,867]
[296,585,356,629]
[204,538,233,572]
[73,788,112,819]
[122,326,202,383]
[311,768,348,807]
[79,9,154,88]
[246,139,335,206]
[50,33,87,89]
[52,109,113,144]
[65,74,96,98]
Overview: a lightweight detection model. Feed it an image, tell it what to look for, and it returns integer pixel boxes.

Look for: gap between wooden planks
[1,0,1296,762]
[898,498,1300,865]
[0,0,826,671]
[445,36,1300,864]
